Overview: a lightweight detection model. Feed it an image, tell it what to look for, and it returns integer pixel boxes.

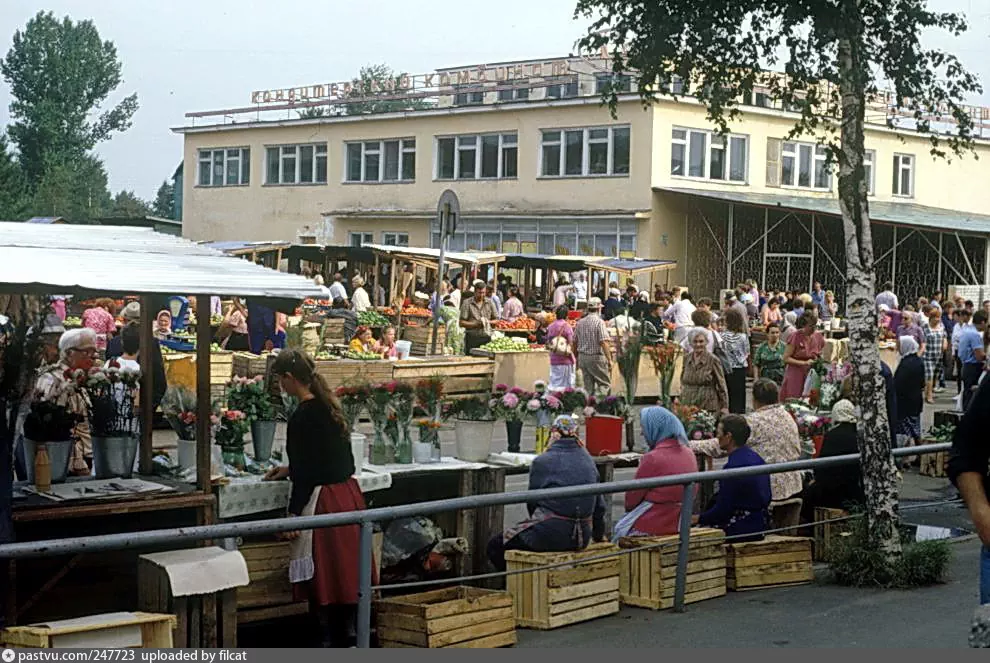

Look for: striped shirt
[574,313,608,355]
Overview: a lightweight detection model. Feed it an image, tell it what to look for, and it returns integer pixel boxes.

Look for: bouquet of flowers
[614,333,643,404]
[526,380,564,425]
[161,386,198,441]
[816,361,852,412]
[82,362,141,438]
[226,375,275,422]
[584,394,631,421]
[23,399,83,443]
[783,399,830,439]
[215,409,250,469]
[647,341,681,407]
[446,395,494,421]
[490,384,527,422]
[390,381,417,463]
[550,386,588,414]
[672,403,717,440]
[367,382,398,464]
[414,417,443,450]
[414,376,445,420]
[335,384,370,432]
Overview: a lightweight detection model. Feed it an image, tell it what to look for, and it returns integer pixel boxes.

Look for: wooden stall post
[373,255,380,305]
[195,296,213,494]
[138,296,154,475]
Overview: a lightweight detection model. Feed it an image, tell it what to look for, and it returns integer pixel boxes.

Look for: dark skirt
[226,332,250,352]
[727,367,747,414]
[293,479,373,606]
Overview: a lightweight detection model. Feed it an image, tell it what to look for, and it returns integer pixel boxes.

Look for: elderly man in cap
[460,279,498,355]
[351,275,372,313]
[106,301,168,413]
[574,297,613,395]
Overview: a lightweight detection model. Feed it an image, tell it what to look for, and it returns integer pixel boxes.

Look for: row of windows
[349,231,409,247]
[196,124,630,187]
[667,128,914,197]
[450,74,625,107]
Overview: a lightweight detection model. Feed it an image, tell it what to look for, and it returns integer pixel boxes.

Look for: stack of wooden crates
[618,528,727,610]
[401,324,446,356]
[209,351,234,405]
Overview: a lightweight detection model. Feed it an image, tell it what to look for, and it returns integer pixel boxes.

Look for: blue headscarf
[640,406,688,449]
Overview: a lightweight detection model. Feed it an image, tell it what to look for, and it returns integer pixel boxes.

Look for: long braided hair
[271,349,348,433]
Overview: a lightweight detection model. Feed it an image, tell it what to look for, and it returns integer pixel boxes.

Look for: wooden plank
[730,561,814,579]
[548,576,619,603]
[659,556,727,579]
[376,587,513,621]
[443,630,517,649]
[189,597,201,648]
[730,552,812,570]
[548,591,620,616]
[545,600,619,629]
[379,606,513,636]
[380,640,420,648]
[659,584,726,609]
[236,603,308,624]
[534,569,547,625]
[429,618,516,648]
[378,626,428,648]
[219,589,237,648]
[730,570,813,589]
[731,579,813,592]
[201,594,218,648]
[547,560,620,588]
[727,537,812,558]
[660,575,726,599]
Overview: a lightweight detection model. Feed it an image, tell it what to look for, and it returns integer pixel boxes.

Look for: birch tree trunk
[837,8,902,559]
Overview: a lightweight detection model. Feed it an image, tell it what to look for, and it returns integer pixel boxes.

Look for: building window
[547,77,579,99]
[540,126,630,178]
[497,87,530,102]
[864,149,875,195]
[382,232,409,247]
[670,128,748,183]
[197,147,250,187]
[594,73,632,94]
[780,141,830,190]
[435,133,517,180]
[454,86,484,105]
[345,139,415,183]
[349,232,373,247]
[432,219,637,259]
[893,153,914,197]
[265,143,327,185]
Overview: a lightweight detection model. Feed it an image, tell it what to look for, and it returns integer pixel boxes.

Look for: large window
[454,86,484,105]
[197,147,250,187]
[435,133,517,180]
[540,126,630,177]
[265,143,327,185]
[382,232,409,247]
[432,219,637,258]
[781,141,830,190]
[346,139,415,183]
[670,128,747,182]
[893,153,914,197]
[497,87,530,102]
[546,77,579,99]
[349,232,373,247]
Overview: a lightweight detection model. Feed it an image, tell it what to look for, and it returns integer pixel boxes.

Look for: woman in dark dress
[799,399,865,523]
[264,349,370,647]
[893,335,925,468]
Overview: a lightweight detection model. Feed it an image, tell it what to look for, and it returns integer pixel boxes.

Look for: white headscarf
[830,399,858,425]
[898,335,919,357]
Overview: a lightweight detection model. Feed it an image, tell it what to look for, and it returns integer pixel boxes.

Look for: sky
[1,0,988,201]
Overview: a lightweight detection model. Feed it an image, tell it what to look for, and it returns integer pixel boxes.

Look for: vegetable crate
[505,542,620,630]
[210,351,234,383]
[726,536,814,591]
[232,352,273,379]
[322,318,346,346]
[813,507,852,562]
[376,586,516,648]
[402,324,446,356]
[618,528,727,610]
[1,612,176,648]
[235,542,307,624]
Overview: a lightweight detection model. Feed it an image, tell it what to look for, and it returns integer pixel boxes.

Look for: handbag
[711,333,733,376]
[548,333,572,357]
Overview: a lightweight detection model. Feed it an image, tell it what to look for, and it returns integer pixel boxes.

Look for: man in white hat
[574,297,613,395]
[351,275,371,313]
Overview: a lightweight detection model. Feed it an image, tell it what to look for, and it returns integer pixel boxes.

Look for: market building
[174,54,990,301]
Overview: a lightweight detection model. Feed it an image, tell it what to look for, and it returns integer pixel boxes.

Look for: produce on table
[64,316,82,328]
[210,314,223,326]
[493,318,536,331]
[479,337,532,353]
[314,351,336,360]
[358,310,391,327]
[342,350,382,360]
[401,306,432,318]
[378,307,396,316]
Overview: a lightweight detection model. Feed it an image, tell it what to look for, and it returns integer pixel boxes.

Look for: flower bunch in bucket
[647,341,681,406]
[80,361,141,438]
[490,384,528,422]
[335,383,370,432]
[549,386,589,415]
[583,393,631,422]
[161,385,198,441]
[672,403,717,440]
[414,376,445,420]
[226,375,275,423]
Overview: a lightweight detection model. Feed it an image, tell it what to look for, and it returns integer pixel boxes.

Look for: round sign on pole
[437,189,460,237]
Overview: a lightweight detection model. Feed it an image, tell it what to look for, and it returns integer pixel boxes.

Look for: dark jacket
[948,378,990,500]
[894,354,925,418]
[880,362,897,443]
[699,446,770,542]
[516,438,606,551]
[603,297,623,321]
[106,332,168,411]
[812,423,864,509]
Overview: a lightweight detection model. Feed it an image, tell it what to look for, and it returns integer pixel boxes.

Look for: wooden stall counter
[470,349,549,390]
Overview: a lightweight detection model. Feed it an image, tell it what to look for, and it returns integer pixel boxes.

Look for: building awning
[201,240,291,256]
[587,258,678,276]
[364,243,505,267]
[500,254,606,272]
[657,186,990,236]
[0,222,325,304]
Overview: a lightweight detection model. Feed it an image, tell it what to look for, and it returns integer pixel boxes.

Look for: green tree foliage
[576,0,980,560]
[152,180,175,219]
[31,153,112,222]
[0,135,29,221]
[345,64,433,115]
[108,190,151,218]
[1,10,138,184]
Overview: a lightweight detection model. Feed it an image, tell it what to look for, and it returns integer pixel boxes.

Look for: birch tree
[575,0,981,559]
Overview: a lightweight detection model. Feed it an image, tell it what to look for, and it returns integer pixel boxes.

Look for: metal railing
[0,442,952,647]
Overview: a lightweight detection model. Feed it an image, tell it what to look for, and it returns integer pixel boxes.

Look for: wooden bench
[505,542,621,629]
[375,586,516,648]
[617,528,726,610]
[813,507,851,562]
[727,536,814,591]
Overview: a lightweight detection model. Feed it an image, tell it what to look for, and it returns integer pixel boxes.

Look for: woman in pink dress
[780,312,825,400]
[82,298,117,352]
[545,305,576,389]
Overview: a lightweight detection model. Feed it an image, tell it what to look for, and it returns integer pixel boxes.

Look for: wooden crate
[236,541,306,622]
[727,536,814,591]
[402,324,446,356]
[505,542,620,630]
[210,383,227,407]
[1,612,176,648]
[919,449,949,478]
[232,352,273,379]
[618,528,727,610]
[137,557,237,647]
[315,359,394,390]
[813,507,851,562]
[210,351,234,384]
[376,586,516,648]
[323,318,346,345]
[393,357,495,399]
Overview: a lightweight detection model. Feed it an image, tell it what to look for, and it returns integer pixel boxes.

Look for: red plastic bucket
[585,415,623,456]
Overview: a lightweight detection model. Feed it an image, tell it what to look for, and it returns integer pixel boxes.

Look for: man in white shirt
[663,292,697,343]
[350,275,371,313]
[875,281,898,311]
[573,273,588,302]
[328,273,347,302]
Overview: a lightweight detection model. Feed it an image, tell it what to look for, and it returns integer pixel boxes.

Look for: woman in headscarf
[799,399,864,523]
[896,308,926,354]
[614,407,698,539]
[153,310,173,340]
[487,414,606,571]
[893,335,925,465]
[780,311,799,344]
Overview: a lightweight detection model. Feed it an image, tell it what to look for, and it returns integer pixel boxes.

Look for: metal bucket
[22,439,74,484]
[251,420,277,462]
[92,435,138,479]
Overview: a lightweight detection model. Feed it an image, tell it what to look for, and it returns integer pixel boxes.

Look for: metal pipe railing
[0,442,952,646]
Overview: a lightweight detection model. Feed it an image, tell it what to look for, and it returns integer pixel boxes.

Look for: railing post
[357,521,374,648]
[673,481,696,613]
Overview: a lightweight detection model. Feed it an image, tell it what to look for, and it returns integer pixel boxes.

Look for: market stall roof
[283,243,377,265]
[0,222,325,303]
[658,186,990,236]
[364,243,505,268]
[201,240,291,256]
[585,257,678,276]
[500,253,607,272]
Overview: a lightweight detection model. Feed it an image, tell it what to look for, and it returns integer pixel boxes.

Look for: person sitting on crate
[487,414,606,571]
[798,399,864,524]
[692,414,771,543]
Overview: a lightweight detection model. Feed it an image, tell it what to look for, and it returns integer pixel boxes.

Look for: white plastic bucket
[454,419,494,462]
[178,439,197,470]
[350,432,366,475]
[395,340,412,360]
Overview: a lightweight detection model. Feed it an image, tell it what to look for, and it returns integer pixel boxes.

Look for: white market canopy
[363,243,505,268]
[0,222,325,303]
